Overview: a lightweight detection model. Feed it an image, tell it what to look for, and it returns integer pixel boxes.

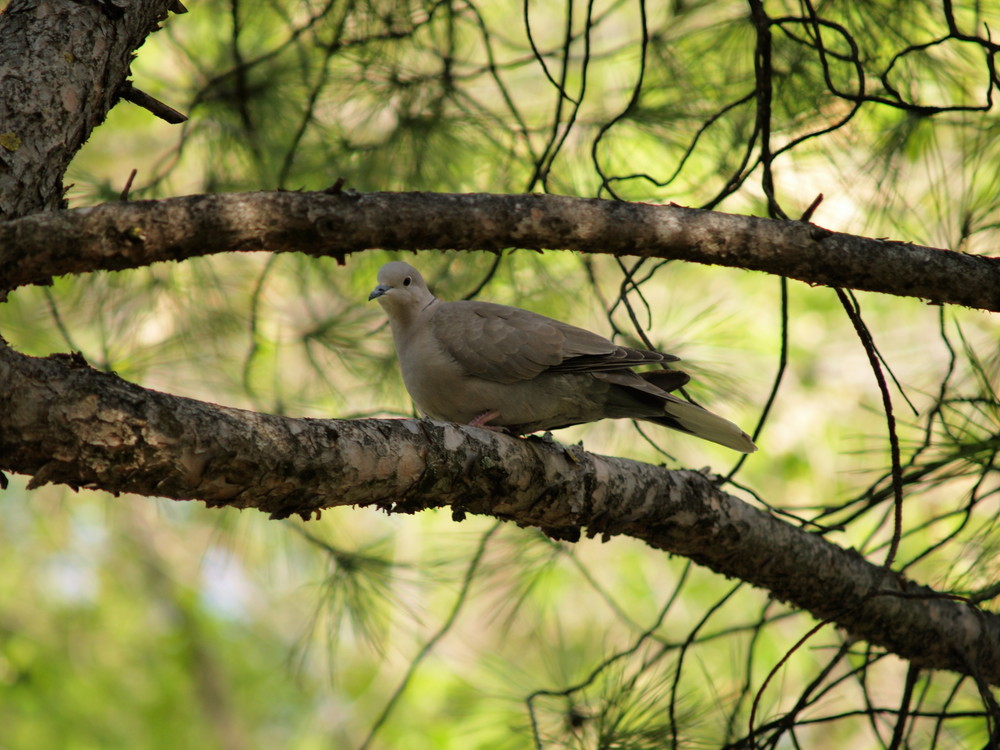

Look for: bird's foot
[468,409,502,428]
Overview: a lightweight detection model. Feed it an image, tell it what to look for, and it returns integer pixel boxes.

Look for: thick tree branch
[2,191,998,310]
[2,339,998,684]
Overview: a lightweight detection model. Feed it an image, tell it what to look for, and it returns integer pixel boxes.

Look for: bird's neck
[388,296,437,337]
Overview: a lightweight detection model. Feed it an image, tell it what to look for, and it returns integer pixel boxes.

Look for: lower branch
[2,339,998,683]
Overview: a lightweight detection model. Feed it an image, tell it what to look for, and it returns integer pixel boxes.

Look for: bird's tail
[645,397,757,453]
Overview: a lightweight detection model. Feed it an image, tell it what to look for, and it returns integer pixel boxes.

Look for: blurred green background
[1,0,999,747]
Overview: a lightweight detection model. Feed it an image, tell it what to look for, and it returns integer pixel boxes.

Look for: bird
[369,261,757,453]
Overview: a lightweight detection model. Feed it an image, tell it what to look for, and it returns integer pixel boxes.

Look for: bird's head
[369,261,435,320]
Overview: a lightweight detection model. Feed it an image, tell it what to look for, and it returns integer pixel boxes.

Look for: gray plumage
[369,261,757,453]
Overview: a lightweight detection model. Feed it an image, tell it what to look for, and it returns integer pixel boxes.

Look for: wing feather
[430,300,677,384]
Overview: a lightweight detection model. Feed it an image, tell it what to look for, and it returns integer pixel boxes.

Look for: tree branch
[2,339,998,685]
[118,81,188,124]
[2,191,997,311]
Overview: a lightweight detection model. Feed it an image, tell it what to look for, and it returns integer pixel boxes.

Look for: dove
[369,261,757,453]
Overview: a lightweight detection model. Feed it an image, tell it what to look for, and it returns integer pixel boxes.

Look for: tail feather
[645,398,757,453]
[593,370,757,453]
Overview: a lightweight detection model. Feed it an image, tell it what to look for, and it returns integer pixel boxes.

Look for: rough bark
[1,338,998,685]
[0,0,176,220]
[2,190,998,311]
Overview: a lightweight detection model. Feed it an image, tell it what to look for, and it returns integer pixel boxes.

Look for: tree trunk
[0,0,175,219]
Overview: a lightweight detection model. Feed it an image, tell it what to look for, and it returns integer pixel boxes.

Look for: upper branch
[2,191,997,311]
[1,339,998,684]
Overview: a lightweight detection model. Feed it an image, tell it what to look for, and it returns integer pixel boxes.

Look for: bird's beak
[368,284,389,301]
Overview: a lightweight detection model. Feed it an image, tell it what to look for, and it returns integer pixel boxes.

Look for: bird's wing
[429,300,673,384]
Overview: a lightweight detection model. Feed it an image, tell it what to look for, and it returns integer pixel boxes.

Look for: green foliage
[2,0,1000,747]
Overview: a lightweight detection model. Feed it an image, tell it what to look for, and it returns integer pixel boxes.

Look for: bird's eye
[403,277,411,286]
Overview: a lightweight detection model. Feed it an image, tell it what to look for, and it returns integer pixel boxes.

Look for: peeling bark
[1,339,998,684]
[2,191,998,311]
